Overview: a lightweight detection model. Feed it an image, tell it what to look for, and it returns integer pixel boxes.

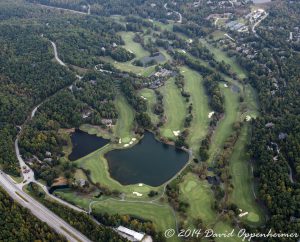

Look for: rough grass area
[159,78,187,140]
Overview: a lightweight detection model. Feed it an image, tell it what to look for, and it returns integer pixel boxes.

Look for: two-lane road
[0,171,91,242]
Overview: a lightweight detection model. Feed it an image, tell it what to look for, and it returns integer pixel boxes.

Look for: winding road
[0,40,89,241]
[252,12,269,38]
[164,3,182,23]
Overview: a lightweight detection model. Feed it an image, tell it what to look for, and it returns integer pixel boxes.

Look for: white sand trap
[246,115,252,121]
[239,212,249,217]
[208,111,215,118]
[141,95,147,100]
[224,83,228,87]
[173,130,180,136]
[128,49,134,54]
[239,209,243,212]
[138,183,143,187]
[181,49,186,53]
[124,144,129,147]
[132,138,137,141]
[181,70,185,73]
[129,141,133,145]
[133,192,143,197]
[119,138,122,144]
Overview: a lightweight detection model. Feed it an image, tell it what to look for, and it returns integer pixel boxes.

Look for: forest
[0,187,66,241]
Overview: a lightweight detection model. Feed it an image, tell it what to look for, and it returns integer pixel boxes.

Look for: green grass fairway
[138,88,159,124]
[159,78,187,139]
[101,56,155,77]
[119,31,149,59]
[208,85,239,164]
[181,66,210,153]
[114,95,134,143]
[201,40,246,80]
[180,173,216,225]
[229,125,264,226]
[93,199,179,241]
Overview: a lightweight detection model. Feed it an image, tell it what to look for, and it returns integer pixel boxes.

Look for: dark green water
[68,130,109,161]
[105,132,188,186]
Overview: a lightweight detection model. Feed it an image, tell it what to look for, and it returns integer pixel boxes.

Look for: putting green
[181,66,210,153]
[159,78,187,140]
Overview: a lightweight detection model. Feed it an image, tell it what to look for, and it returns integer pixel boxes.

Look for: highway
[0,171,91,242]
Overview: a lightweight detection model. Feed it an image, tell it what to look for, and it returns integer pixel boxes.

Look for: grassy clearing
[208,85,239,164]
[179,173,216,226]
[93,199,178,241]
[114,95,135,144]
[138,88,159,124]
[181,66,210,153]
[53,189,92,210]
[243,84,259,118]
[159,78,187,139]
[229,125,264,226]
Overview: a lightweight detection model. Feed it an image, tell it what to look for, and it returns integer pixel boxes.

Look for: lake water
[105,132,188,186]
[68,130,109,161]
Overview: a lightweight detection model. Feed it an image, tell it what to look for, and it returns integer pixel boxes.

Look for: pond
[140,53,166,66]
[105,132,189,186]
[68,129,109,161]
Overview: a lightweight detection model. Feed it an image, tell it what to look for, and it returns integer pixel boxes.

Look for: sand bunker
[239,212,249,217]
[141,95,147,100]
[224,83,228,88]
[173,130,180,136]
[138,183,143,187]
[124,144,129,147]
[208,111,215,118]
[133,192,143,197]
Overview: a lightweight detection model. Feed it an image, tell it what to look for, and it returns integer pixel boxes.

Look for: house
[101,118,113,127]
[116,226,145,241]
